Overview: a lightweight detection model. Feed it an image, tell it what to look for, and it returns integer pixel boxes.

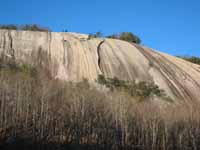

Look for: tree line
[0,24,142,44]
[88,31,141,44]
[177,56,200,65]
[0,24,51,32]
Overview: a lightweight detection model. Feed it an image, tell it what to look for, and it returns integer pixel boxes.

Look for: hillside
[1,29,200,103]
[1,29,200,150]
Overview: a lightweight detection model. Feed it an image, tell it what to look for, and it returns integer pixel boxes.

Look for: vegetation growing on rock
[0,24,51,32]
[88,31,103,39]
[177,56,200,65]
[97,74,171,101]
[87,31,141,44]
[0,24,18,30]
[107,32,141,44]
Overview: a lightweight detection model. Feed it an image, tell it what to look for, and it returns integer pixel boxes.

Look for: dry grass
[0,66,200,150]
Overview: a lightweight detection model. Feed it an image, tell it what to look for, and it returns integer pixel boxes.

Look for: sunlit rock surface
[1,29,200,103]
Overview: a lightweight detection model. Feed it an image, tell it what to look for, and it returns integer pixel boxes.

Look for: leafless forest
[0,61,200,150]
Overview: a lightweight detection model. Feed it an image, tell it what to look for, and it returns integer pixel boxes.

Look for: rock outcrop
[1,29,200,103]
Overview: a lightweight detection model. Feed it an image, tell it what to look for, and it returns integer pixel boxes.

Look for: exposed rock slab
[1,29,200,103]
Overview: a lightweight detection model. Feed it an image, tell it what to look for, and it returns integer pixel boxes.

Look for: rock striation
[1,29,200,103]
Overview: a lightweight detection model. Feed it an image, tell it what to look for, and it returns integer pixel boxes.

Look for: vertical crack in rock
[48,32,52,59]
[7,31,15,62]
[0,31,6,65]
[97,40,105,74]
[8,31,13,50]
[2,31,6,54]
[62,38,67,65]
[62,39,72,69]
[61,38,73,80]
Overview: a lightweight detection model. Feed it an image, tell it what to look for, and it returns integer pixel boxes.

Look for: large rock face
[1,29,200,103]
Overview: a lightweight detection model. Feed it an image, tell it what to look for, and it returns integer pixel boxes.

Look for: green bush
[20,24,51,32]
[0,53,38,77]
[107,32,141,44]
[119,32,141,44]
[97,74,107,85]
[177,56,200,65]
[97,75,127,91]
[0,60,37,77]
[0,24,18,30]
[88,31,103,39]
[106,34,118,39]
[0,24,51,32]
[134,81,165,98]
[18,64,37,76]
[97,75,168,100]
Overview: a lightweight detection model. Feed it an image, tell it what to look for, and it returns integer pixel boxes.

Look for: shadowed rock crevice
[8,31,15,64]
[47,32,52,59]
[2,31,6,50]
[0,31,15,67]
[62,39,72,70]
[62,39,67,65]
[97,40,105,74]
[8,31,13,50]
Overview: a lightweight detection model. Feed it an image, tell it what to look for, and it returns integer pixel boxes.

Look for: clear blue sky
[0,0,200,56]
